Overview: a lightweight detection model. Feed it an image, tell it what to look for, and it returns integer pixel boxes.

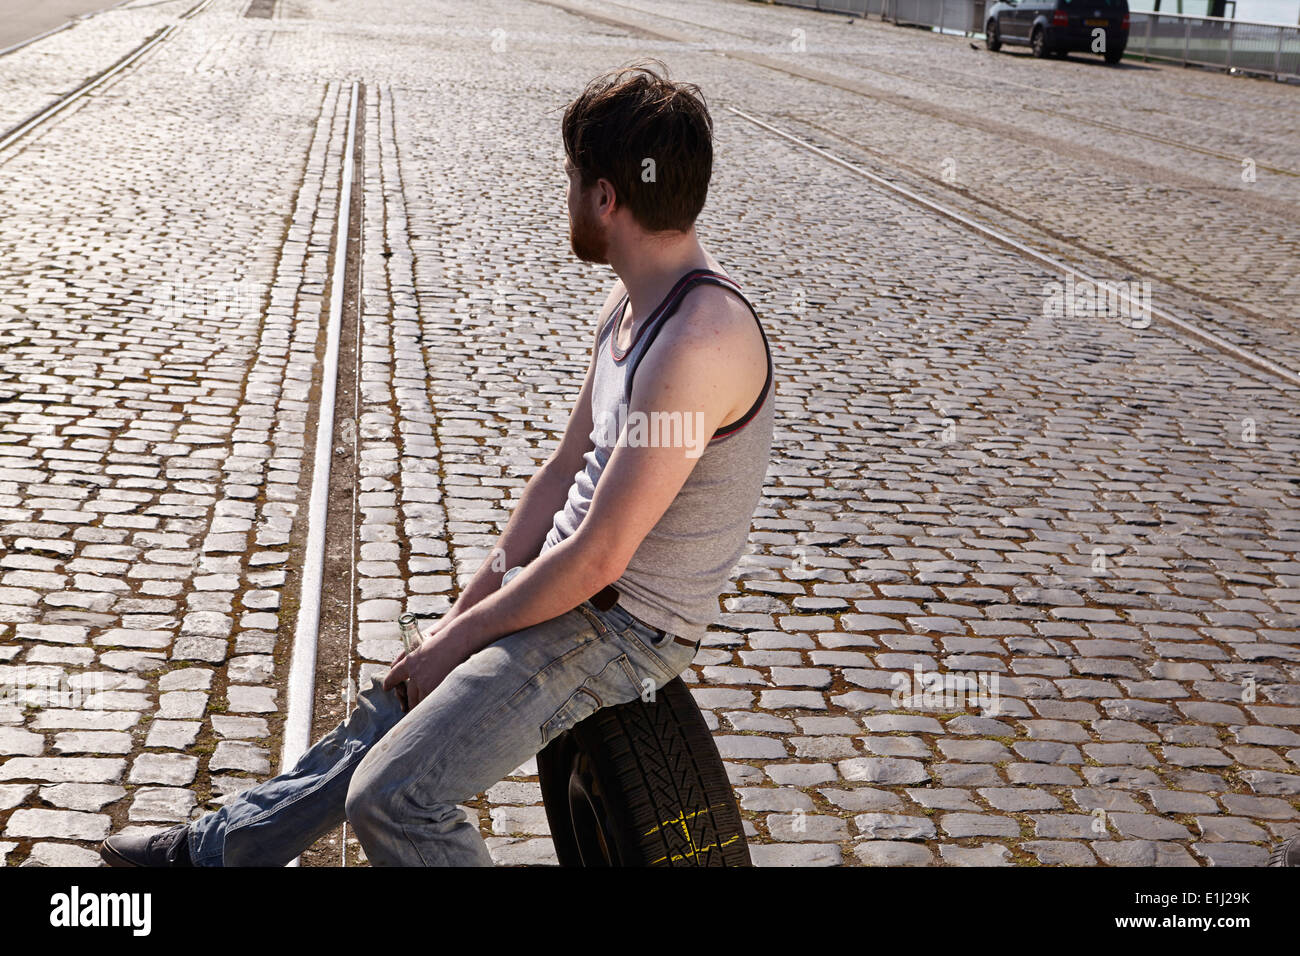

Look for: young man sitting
[100,60,775,867]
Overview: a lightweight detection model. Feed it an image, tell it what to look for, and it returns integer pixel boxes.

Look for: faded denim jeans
[186,600,700,866]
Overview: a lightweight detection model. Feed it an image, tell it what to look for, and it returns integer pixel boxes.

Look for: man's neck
[608,229,714,325]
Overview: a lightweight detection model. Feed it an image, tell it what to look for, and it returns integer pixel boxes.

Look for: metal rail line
[533,0,1300,391]
[0,0,213,158]
[726,104,1300,391]
[281,80,361,870]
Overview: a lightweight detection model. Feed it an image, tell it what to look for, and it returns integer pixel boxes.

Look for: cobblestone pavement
[547,0,1300,373]
[0,1,199,131]
[0,0,1297,867]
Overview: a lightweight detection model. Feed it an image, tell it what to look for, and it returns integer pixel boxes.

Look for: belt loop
[574,601,610,636]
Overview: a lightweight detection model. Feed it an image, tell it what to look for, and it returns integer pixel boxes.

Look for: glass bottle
[397,613,423,655]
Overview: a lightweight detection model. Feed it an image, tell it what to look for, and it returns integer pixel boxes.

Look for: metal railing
[1130,11,1300,77]
[769,0,1300,79]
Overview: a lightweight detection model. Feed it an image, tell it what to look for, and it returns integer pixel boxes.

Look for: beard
[568,201,609,264]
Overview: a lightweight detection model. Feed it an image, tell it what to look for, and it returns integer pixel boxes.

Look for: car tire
[1031,26,1049,58]
[537,674,753,867]
[1104,46,1124,64]
[985,19,1001,51]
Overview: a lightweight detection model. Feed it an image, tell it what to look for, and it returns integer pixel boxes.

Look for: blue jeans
[187,600,700,866]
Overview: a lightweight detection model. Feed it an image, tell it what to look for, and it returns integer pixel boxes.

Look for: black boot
[100,824,194,867]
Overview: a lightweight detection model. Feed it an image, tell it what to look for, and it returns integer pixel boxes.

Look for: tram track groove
[0,0,141,59]
[553,0,1300,220]
[531,0,1300,391]
[0,0,213,160]
[725,104,1300,392]
[280,79,361,842]
[776,111,1289,332]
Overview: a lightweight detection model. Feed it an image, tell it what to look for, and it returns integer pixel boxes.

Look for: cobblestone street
[0,0,1297,868]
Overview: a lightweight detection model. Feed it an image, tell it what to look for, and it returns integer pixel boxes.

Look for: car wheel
[1104,46,1124,64]
[537,674,753,867]
[985,19,1001,51]
[1031,27,1049,58]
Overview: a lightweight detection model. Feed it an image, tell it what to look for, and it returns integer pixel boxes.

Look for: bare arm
[388,286,764,698]
[434,282,626,629]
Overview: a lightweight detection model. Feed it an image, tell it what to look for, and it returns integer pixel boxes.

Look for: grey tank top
[538,268,775,644]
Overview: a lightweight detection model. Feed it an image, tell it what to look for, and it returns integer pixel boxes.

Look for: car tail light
[1121,12,1130,28]
[1053,9,1068,26]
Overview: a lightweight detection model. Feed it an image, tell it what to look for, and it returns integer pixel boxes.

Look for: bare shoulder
[667,281,764,354]
[640,280,768,419]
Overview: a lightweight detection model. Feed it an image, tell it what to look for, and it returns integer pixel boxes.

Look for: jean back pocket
[539,652,644,747]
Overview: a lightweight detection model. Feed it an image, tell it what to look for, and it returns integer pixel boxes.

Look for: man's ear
[596,177,618,217]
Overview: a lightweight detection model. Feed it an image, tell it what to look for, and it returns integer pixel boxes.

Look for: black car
[985,0,1129,63]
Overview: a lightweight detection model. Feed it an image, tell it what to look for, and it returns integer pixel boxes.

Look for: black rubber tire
[1031,27,1049,58]
[1268,836,1296,866]
[985,19,1001,51]
[1104,46,1124,64]
[537,674,752,867]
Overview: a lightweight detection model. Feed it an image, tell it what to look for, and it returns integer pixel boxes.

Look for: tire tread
[541,676,751,867]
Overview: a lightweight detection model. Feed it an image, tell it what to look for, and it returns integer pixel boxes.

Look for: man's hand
[382,616,465,711]
[423,289,614,632]
[376,280,768,700]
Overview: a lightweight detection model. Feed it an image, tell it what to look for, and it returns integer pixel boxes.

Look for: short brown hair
[561,60,713,233]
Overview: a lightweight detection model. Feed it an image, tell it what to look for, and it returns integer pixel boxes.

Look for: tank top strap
[596,290,629,347]
[623,270,738,380]
[625,272,773,439]
[609,268,719,364]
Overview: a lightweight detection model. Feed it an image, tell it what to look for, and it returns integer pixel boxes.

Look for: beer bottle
[398,613,423,655]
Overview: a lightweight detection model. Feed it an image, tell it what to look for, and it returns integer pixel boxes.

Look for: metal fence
[770,0,1300,79]
[1130,12,1300,77]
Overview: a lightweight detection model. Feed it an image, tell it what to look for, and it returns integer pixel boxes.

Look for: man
[99,60,775,867]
